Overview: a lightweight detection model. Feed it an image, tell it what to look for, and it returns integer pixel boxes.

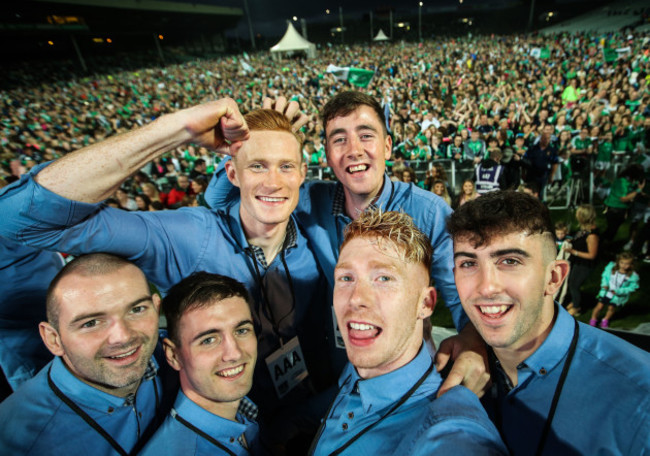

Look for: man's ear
[418,286,437,320]
[39,322,64,357]
[225,160,241,188]
[544,260,570,296]
[383,134,393,161]
[300,162,308,184]
[152,294,161,313]
[163,337,182,372]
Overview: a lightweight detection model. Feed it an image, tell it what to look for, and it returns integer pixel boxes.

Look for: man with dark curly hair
[448,190,650,455]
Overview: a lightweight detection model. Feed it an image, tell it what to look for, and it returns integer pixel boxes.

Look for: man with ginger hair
[207,92,492,398]
[448,191,650,455]
[309,210,506,455]
[0,101,335,453]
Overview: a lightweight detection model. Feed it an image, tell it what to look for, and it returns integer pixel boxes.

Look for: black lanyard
[227,214,296,343]
[534,319,579,456]
[171,408,248,456]
[248,245,296,343]
[491,319,579,456]
[47,365,160,456]
[309,360,434,456]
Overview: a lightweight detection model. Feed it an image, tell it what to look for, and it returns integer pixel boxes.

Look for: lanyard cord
[276,248,297,330]
[227,214,296,343]
[171,409,247,456]
[248,239,296,343]
[47,365,162,456]
[534,319,579,456]
[490,319,579,456]
[310,360,434,456]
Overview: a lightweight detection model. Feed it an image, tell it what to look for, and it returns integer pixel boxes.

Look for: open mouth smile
[257,196,286,202]
[347,164,369,174]
[216,364,245,378]
[347,321,382,346]
[478,305,512,319]
[104,346,141,364]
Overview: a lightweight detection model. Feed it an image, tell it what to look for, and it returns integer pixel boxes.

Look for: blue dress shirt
[0,354,168,455]
[0,238,64,389]
[0,165,336,417]
[206,161,468,331]
[140,391,263,455]
[484,304,650,455]
[311,345,507,456]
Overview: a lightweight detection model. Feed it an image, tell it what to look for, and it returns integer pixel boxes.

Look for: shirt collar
[491,303,575,390]
[171,391,257,440]
[225,201,298,269]
[523,303,575,377]
[339,344,435,414]
[50,355,158,412]
[331,175,393,218]
[246,217,298,269]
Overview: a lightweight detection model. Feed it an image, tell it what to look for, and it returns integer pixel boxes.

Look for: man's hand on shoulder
[435,323,490,398]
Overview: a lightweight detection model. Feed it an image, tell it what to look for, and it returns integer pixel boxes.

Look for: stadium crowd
[3,32,650,192]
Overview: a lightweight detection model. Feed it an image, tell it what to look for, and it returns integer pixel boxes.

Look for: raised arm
[36,98,248,203]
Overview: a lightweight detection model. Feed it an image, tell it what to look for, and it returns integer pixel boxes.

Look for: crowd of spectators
[2,30,650,211]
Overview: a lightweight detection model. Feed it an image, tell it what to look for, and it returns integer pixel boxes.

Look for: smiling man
[206,92,489,397]
[448,191,650,455]
[309,210,506,456]
[0,254,176,455]
[0,102,335,453]
[141,272,262,456]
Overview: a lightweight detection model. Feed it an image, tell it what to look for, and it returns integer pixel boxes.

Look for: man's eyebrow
[327,124,379,140]
[69,295,152,327]
[355,124,379,133]
[454,248,531,259]
[192,328,220,343]
[490,248,530,258]
[192,320,254,342]
[327,127,346,139]
[335,260,398,271]
[454,251,477,260]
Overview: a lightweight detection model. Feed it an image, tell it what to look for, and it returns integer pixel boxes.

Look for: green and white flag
[530,47,550,59]
[603,47,617,63]
[326,64,375,88]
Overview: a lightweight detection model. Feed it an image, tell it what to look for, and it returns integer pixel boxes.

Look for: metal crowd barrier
[305,153,634,210]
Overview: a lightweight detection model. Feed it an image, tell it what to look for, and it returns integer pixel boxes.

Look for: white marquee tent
[270,22,316,59]
[373,29,389,41]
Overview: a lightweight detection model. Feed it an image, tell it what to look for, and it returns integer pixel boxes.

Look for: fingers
[220,108,249,143]
[291,112,310,132]
[437,371,464,398]
[283,99,300,122]
[262,96,287,112]
[262,96,310,132]
[436,353,491,398]
[215,140,245,158]
[434,339,453,373]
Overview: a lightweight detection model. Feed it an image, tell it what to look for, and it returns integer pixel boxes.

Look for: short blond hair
[340,209,432,269]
